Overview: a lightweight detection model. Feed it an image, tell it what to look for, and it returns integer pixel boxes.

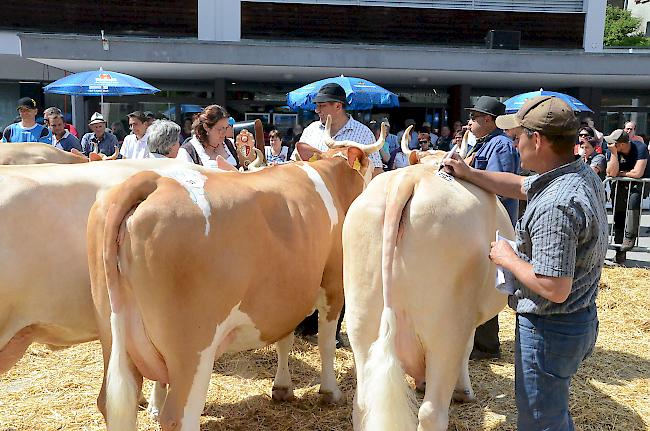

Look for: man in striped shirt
[444,96,607,431]
[293,83,383,177]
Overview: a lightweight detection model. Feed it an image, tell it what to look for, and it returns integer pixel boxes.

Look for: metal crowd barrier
[602,177,650,253]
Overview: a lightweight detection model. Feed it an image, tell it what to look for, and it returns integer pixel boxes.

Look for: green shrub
[604,5,650,47]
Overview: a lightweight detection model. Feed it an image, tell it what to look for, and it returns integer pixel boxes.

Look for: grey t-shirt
[509,159,608,315]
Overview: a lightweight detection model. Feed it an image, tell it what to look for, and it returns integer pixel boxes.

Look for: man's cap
[422,121,431,128]
[466,96,505,117]
[405,118,416,126]
[88,112,106,125]
[495,96,579,136]
[312,83,347,105]
[17,97,37,110]
[604,129,630,144]
[144,111,156,119]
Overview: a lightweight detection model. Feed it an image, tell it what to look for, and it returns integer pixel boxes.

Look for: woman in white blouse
[264,129,289,165]
[176,105,239,169]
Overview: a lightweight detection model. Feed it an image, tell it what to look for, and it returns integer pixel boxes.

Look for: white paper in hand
[495,230,517,295]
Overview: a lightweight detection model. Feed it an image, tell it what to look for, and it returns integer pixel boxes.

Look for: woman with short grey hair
[147,120,181,158]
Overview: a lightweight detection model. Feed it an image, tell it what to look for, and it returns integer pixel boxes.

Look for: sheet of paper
[495,230,517,295]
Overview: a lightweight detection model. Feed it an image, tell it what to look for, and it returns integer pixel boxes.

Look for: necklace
[205,142,221,151]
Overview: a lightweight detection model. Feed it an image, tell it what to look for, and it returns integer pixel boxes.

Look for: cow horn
[401,125,414,157]
[102,146,119,160]
[248,148,265,170]
[323,115,335,148]
[459,130,470,158]
[329,121,387,155]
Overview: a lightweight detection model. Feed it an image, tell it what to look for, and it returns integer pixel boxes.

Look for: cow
[0,142,89,164]
[0,158,211,378]
[0,142,120,165]
[87,117,386,430]
[398,125,470,168]
[342,162,514,430]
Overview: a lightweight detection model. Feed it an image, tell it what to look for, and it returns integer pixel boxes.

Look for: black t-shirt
[607,140,650,178]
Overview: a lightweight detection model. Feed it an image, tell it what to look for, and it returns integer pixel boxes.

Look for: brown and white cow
[0,159,211,377]
[87,118,387,430]
[342,163,514,430]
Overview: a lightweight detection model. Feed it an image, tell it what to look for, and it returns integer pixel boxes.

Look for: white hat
[88,112,106,125]
[422,121,431,128]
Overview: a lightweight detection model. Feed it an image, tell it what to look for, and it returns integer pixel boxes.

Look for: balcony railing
[250,0,585,13]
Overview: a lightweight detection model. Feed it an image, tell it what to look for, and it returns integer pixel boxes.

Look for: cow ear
[346,147,364,170]
[409,151,420,165]
[216,155,238,171]
[296,142,322,162]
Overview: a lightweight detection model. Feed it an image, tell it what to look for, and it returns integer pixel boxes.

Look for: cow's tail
[360,172,418,431]
[103,172,160,431]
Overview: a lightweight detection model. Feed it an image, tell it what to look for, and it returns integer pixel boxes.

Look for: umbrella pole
[100,94,105,119]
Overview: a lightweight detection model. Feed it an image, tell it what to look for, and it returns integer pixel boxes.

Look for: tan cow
[343,163,514,430]
[0,142,89,164]
[87,119,386,430]
[0,159,211,377]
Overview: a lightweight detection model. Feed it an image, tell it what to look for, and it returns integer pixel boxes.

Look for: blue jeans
[515,305,598,431]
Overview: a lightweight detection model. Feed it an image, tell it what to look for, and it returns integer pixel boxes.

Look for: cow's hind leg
[158,329,236,431]
[272,332,295,401]
[317,308,343,404]
[147,381,168,418]
[453,329,476,403]
[418,331,469,431]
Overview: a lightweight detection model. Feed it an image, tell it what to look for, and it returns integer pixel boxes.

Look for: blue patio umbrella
[44,68,159,97]
[44,68,160,116]
[504,89,592,113]
[287,75,399,111]
[163,104,204,117]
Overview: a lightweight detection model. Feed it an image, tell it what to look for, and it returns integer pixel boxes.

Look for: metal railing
[602,177,650,253]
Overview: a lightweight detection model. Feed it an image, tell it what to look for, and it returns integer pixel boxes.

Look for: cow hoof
[319,388,344,405]
[415,381,426,393]
[147,405,161,419]
[452,388,476,403]
[271,386,295,402]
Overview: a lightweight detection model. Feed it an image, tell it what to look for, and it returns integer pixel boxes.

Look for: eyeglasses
[212,126,229,133]
[579,134,590,137]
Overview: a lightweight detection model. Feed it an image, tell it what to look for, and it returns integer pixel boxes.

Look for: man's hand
[607,142,617,154]
[489,240,518,268]
[441,151,471,180]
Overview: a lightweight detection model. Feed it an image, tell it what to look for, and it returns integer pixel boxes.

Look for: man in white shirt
[120,111,150,159]
[294,83,383,177]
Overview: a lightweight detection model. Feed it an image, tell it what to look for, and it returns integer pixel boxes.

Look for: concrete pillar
[71,95,86,135]
[213,78,227,107]
[575,87,602,127]
[448,85,472,126]
[198,0,241,41]
[583,0,606,52]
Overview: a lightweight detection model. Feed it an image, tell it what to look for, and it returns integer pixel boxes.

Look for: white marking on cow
[153,169,211,236]
[298,164,338,231]
[180,304,263,430]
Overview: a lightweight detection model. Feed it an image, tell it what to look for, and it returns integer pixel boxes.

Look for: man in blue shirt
[465,96,520,360]
[48,112,82,152]
[80,112,119,157]
[2,97,52,144]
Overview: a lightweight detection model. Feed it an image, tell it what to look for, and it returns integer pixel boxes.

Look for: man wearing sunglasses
[465,96,520,361]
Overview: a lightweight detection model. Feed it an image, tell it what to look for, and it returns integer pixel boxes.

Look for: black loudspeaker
[485,30,521,50]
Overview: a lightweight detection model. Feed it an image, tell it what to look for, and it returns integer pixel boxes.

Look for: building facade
[2,0,650,137]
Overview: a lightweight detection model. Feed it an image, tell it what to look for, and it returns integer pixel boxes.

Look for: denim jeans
[515,304,598,431]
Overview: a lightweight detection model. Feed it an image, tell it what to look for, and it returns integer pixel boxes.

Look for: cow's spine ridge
[361,172,418,431]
